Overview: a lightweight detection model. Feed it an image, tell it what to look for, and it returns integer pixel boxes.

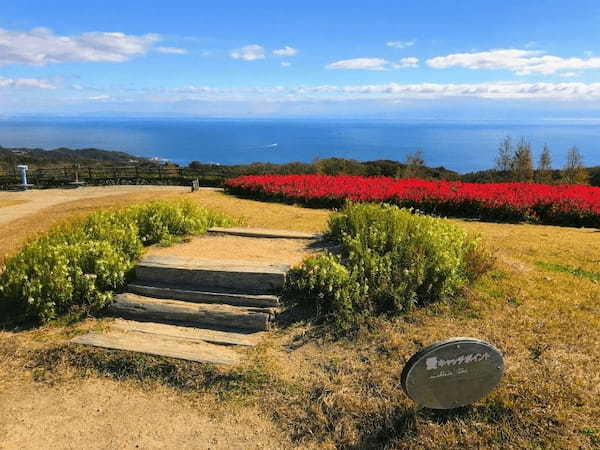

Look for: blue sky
[1,0,600,117]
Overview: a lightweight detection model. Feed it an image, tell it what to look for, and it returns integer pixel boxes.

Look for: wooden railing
[0,165,228,189]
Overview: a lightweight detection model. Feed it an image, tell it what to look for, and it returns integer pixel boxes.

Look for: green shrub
[129,201,234,246]
[0,200,237,323]
[286,253,367,330]
[286,203,492,329]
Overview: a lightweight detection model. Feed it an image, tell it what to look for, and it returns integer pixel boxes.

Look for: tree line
[494,136,588,184]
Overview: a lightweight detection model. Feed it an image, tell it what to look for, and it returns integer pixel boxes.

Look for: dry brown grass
[263,221,600,448]
[1,188,599,449]
[187,189,331,233]
[0,200,27,208]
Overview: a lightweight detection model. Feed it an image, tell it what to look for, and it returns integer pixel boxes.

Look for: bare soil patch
[146,234,329,266]
[0,375,286,450]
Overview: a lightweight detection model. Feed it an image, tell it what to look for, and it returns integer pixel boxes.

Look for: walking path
[0,186,196,226]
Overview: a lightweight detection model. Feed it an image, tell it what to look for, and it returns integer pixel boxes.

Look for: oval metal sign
[401,337,504,409]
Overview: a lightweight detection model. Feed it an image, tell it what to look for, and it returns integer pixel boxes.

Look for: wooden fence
[0,166,226,190]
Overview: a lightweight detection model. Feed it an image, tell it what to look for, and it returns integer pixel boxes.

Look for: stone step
[127,282,280,308]
[135,255,289,293]
[71,329,241,365]
[208,226,322,240]
[111,293,273,331]
[110,319,262,347]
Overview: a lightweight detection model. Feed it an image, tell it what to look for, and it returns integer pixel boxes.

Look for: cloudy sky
[2,0,600,117]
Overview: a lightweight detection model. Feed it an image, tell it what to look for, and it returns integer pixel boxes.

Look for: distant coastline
[1,145,599,188]
[1,117,599,173]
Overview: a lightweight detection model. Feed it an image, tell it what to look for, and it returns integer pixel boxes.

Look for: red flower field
[225,174,600,227]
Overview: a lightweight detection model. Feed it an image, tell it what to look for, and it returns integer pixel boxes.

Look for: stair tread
[127,283,279,307]
[110,319,263,346]
[72,328,241,364]
[114,292,274,313]
[138,255,291,274]
[208,227,322,240]
[128,282,280,300]
[111,293,273,331]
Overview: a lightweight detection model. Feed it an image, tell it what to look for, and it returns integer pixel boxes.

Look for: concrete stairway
[71,228,304,365]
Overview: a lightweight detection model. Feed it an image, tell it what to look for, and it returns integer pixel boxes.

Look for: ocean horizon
[1,117,599,173]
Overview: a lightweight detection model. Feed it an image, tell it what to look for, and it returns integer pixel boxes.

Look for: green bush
[286,203,492,329]
[286,253,368,330]
[129,201,234,246]
[0,200,237,323]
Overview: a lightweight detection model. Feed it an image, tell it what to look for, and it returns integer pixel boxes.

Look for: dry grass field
[0,200,28,209]
[0,187,599,449]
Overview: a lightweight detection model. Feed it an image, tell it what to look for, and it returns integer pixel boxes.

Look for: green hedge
[0,201,237,323]
[286,203,493,330]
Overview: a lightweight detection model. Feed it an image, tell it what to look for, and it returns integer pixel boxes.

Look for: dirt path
[0,186,216,261]
[146,233,330,266]
[0,375,287,449]
[0,186,191,226]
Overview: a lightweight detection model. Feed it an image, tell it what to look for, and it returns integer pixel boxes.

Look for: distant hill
[0,146,151,169]
[187,158,461,180]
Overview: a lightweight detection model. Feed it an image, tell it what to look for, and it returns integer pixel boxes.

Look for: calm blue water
[0,118,598,173]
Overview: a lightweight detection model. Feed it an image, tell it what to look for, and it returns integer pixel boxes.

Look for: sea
[1,117,599,173]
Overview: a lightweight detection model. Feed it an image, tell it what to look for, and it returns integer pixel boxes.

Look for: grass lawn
[1,188,598,449]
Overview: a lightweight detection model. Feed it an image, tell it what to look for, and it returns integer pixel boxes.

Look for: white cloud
[293,81,600,100]
[386,40,415,49]
[559,72,580,78]
[393,57,419,68]
[326,57,418,70]
[11,81,600,110]
[156,81,600,102]
[0,27,160,66]
[0,76,56,89]
[273,46,298,57]
[427,48,600,75]
[326,58,390,70]
[156,46,187,55]
[230,44,265,61]
[281,61,291,67]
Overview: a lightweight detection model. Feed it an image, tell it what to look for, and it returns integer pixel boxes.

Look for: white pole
[17,165,29,190]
